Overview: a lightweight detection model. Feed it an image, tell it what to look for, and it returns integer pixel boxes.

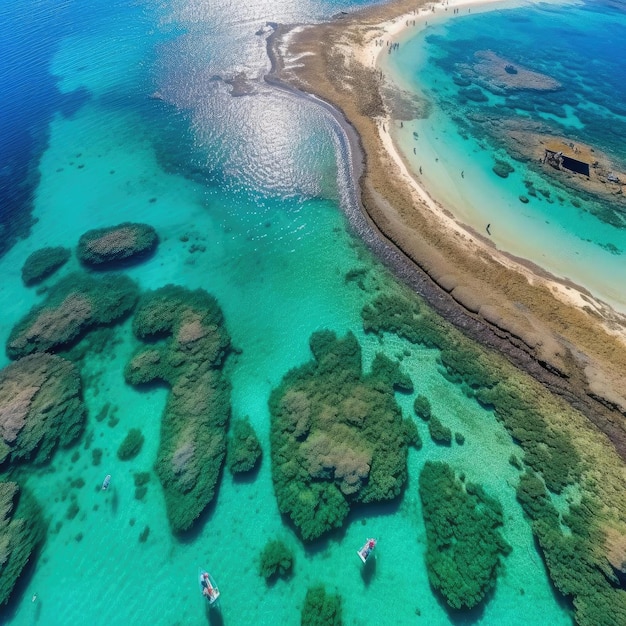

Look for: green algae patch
[269,330,413,542]
[117,428,144,461]
[517,471,626,626]
[77,222,158,268]
[227,417,261,474]
[21,246,70,286]
[419,461,510,610]
[7,272,138,359]
[124,285,231,534]
[259,539,294,581]
[301,585,342,626]
[0,353,85,467]
[0,482,45,606]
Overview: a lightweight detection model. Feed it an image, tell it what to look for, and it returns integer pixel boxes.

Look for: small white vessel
[199,569,220,605]
[357,538,377,563]
[102,475,111,490]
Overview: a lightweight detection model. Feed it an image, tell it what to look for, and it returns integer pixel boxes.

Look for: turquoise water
[0,1,582,624]
[384,0,626,312]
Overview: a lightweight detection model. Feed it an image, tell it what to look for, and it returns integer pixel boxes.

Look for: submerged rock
[0,353,85,466]
[77,222,158,268]
[6,272,138,359]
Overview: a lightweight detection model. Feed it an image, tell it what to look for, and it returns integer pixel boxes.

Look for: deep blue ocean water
[0,0,612,624]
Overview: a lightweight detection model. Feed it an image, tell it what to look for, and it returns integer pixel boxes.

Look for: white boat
[102,475,111,490]
[357,538,377,563]
[199,569,220,605]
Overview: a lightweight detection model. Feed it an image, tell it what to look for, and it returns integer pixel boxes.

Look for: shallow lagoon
[384,0,626,312]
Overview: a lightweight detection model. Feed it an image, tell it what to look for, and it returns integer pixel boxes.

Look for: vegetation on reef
[269,330,414,541]
[370,353,413,392]
[259,539,294,581]
[0,482,44,606]
[124,285,231,534]
[21,246,70,286]
[428,415,452,446]
[227,417,262,474]
[413,395,431,421]
[362,290,626,624]
[419,461,510,610]
[403,418,422,450]
[0,353,85,467]
[7,272,138,359]
[362,293,580,492]
[301,585,342,626]
[77,222,158,267]
[117,428,144,461]
[517,471,626,626]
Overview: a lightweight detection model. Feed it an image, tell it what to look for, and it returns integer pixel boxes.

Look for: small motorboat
[357,538,377,563]
[199,569,220,605]
[102,475,111,490]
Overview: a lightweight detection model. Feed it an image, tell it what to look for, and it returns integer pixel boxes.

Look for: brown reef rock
[0,353,85,466]
[6,272,138,360]
[0,482,44,606]
[77,222,158,267]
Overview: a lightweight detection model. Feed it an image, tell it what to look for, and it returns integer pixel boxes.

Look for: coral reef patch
[259,539,294,581]
[124,285,231,533]
[117,428,144,461]
[269,330,413,541]
[21,246,70,286]
[517,471,626,626]
[6,272,138,359]
[301,585,342,626]
[419,461,510,610]
[0,353,85,466]
[77,222,158,268]
[0,482,44,606]
[227,417,262,474]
